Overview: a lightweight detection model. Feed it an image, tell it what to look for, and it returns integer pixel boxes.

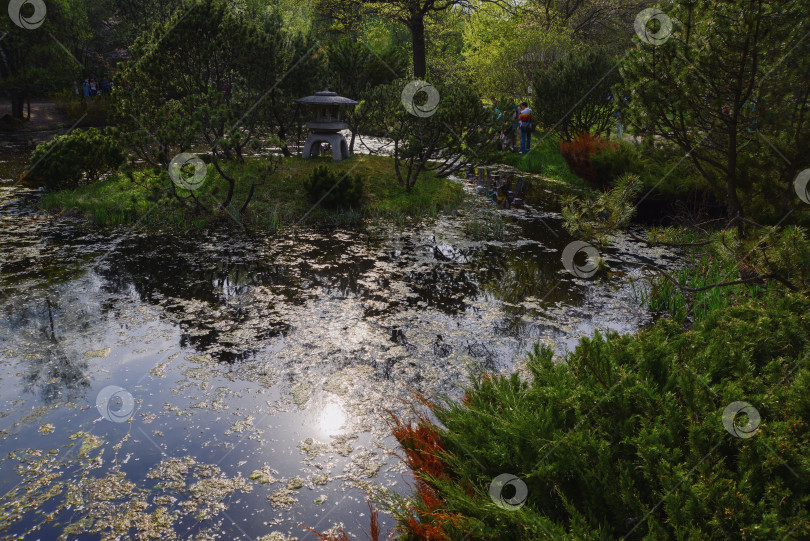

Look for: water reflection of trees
[405,267,479,315]
[90,232,393,362]
[478,244,581,308]
[94,235,298,363]
[298,255,377,298]
[0,295,91,404]
[8,223,590,375]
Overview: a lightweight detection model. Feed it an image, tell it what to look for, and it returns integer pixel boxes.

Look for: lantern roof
[295,89,358,106]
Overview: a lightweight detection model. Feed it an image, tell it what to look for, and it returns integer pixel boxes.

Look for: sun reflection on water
[320,402,347,434]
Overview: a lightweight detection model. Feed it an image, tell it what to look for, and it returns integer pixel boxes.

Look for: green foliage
[98,0,184,49]
[41,155,463,228]
[327,38,407,97]
[644,226,810,324]
[532,49,619,139]
[498,139,584,185]
[590,139,642,185]
[25,128,124,190]
[462,6,575,101]
[365,79,500,189]
[0,0,88,119]
[561,173,644,246]
[303,165,365,210]
[423,8,471,83]
[559,132,637,188]
[395,290,810,539]
[635,143,707,201]
[112,0,322,212]
[326,37,407,151]
[617,0,810,220]
[642,250,749,324]
[52,89,110,125]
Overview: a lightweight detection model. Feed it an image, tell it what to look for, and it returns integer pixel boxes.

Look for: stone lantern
[295,89,358,161]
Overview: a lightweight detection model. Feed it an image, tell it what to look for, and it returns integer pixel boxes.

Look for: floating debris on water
[0,184,675,538]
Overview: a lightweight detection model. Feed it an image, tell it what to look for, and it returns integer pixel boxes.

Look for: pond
[0,155,679,539]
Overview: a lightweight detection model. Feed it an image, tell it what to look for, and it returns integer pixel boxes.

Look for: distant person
[518,102,533,154]
[83,79,89,98]
[89,79,98,97]
[73,80,79,96]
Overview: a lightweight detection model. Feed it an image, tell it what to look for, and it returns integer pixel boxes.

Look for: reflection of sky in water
[320,403,348,434]
[0,184,679,539]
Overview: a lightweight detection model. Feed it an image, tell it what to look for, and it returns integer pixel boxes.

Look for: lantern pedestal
[302,133,350,161]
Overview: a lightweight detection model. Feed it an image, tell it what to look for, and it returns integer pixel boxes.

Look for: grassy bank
[40,155,465,230]
[497,137,584,185]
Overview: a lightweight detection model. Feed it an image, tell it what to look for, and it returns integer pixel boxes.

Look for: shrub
[392,292,810,539]
[364,80,497,189]
[303,165,365,210]
[645,226,810,324]
[561,173,644,246]
[591,139,642,184]
[532,49,619,139]
[559,132,640,189]
[559,132,607,187]
[25,128,124,190]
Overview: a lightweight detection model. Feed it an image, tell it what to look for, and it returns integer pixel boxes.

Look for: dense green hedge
[396,293,810,539]
[25,127,124,190]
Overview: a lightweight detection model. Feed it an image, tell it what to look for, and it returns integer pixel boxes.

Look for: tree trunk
[411,14,427,78]
[393,140,404,186]
[212,158,236,210]
[349,121,357,154]
[278,126,292,157]
[726,129,743,222]
[10,92,26,120]
[240,182,258,214]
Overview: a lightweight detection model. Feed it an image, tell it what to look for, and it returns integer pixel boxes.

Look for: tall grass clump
[464,207,505,241]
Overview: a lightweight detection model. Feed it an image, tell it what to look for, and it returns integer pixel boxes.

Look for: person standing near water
[518,102,533,154]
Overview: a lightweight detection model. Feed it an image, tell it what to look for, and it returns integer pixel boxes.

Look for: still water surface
[0,165,677,539]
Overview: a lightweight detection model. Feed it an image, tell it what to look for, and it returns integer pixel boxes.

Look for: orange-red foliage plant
[559,132,617,187]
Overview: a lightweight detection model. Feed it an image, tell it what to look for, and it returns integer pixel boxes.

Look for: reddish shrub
[385,407,447,481]
[307,397,462,541]
[386,400,466,540]
[559,132,617,188]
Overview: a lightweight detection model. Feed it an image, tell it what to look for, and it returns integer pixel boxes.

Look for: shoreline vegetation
[380,228,810,539]
[496,138,584,185]
[39,155,467,230]
[37,145,592,232]
[387,288,809,539]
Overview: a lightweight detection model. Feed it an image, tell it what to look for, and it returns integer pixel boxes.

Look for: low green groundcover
[396,293,809,539]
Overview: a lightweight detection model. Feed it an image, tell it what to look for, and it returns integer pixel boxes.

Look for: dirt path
[1,101,75,133]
